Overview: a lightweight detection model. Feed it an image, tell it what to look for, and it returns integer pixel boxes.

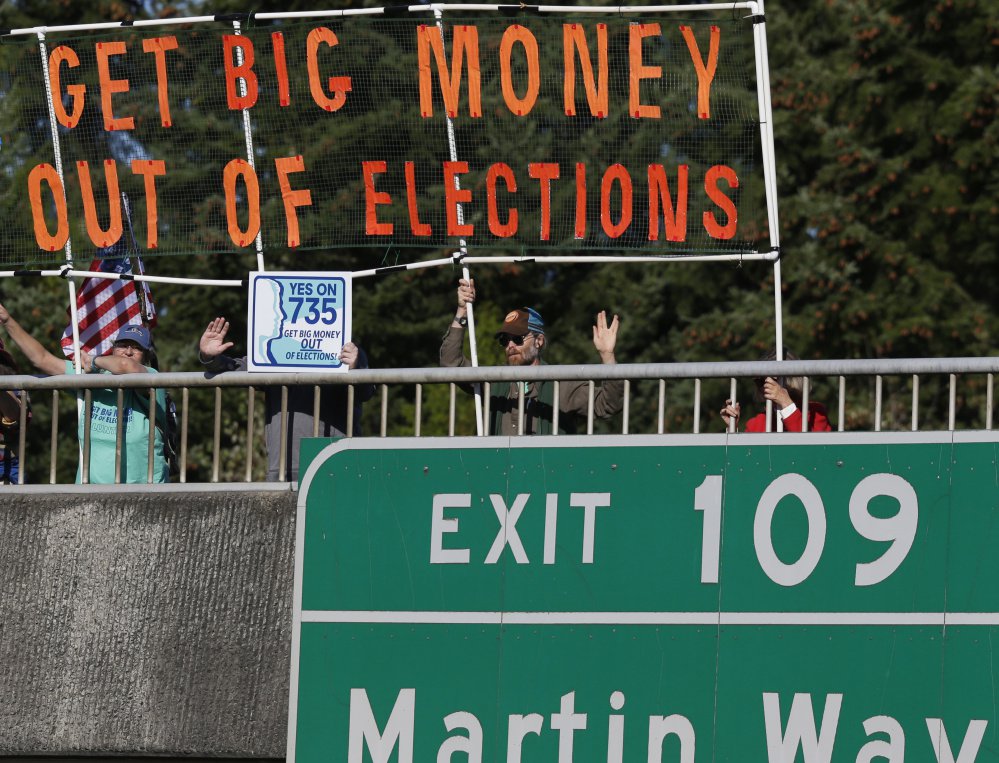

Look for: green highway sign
[289,433,999,762]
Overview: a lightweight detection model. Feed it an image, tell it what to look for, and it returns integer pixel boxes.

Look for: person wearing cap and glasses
[440,278,623,435]
[0,301,168,484]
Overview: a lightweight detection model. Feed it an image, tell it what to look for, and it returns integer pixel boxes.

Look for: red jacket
[745,402,832,433]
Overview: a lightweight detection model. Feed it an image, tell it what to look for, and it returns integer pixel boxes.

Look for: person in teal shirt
[0,304,168,484]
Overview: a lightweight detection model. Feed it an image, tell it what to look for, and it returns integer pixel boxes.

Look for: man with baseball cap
[0,301,168,483]
[440,278,623,434]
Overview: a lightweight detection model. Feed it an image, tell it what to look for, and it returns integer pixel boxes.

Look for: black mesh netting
[0,10,767,267]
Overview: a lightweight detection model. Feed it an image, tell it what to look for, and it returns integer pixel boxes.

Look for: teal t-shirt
[66,361,169,484]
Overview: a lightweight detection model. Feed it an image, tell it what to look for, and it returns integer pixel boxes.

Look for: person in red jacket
[720,349,833,433]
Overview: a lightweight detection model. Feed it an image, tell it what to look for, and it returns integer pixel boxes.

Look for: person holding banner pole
[440,278,624,435]
[198,317,375,482]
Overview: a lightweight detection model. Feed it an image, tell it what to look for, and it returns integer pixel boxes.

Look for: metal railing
[0,357,995,485]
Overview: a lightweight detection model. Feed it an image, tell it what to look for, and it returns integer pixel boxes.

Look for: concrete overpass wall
[0,487,296,757]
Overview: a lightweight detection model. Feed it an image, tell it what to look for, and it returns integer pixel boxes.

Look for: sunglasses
[497,333,531,348]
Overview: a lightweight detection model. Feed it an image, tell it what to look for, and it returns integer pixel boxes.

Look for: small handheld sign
[247,271,351,372]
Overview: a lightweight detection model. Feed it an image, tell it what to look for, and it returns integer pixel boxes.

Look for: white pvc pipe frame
[6,2,783,379]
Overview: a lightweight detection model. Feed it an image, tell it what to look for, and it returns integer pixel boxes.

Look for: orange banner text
[362,160,739,242]
[26,156,738,251]
[45,22,721,130]
[417,22,721,120]
[26,156,312,251]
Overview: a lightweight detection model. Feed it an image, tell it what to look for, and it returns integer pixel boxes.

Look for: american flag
[60,243,157,360]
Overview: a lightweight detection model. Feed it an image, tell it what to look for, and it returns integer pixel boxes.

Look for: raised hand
[200,317,234,359]
[591,310,619,363]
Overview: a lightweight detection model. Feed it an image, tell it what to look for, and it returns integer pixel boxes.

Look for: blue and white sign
[248,272,351,372]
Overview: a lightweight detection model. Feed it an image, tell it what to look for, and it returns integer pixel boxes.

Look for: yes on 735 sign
[289,432,999,762]
[248,271,351,372]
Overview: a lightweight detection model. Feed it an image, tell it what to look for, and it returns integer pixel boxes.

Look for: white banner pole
[233,20,267,273]
[38,31,82,375]
[751,0,785,430]
[435,6,484,435]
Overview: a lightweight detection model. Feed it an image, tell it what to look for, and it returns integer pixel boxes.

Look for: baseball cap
[114,324,154,351]
[496,307,545,338]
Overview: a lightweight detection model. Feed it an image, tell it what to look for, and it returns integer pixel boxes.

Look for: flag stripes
[61,254,156,359]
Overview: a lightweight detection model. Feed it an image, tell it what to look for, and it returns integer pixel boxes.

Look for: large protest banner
[0,6,772,267]
[290,433,999,762]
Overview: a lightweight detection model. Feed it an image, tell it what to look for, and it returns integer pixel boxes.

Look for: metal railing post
[949,374,957,431]
[801,377,810,433]
[380,384,388,437]
[874,375,882,432]
[622,380,630,435]
[586,381,595,435]
[414,383,422,437]
[115,388,124,484]
[82,391,93,484]
[838,376,846,432]
[987,374,994,431]
[212,387,223,483]
[551,381,558,435]
[147,386,157,483]
[448,383,456,437]
[693,379,701,434]
[728,378,737,434]
[180,387,189,484]
[518,385,526,435]
[17,391,27,485]
[49,390,59,485]
[312,386,321,437]
[347,385,355,437]
[658,380,666,434]
[277,386,288,479]
[244,386,254,483]
[483,383,492,435]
